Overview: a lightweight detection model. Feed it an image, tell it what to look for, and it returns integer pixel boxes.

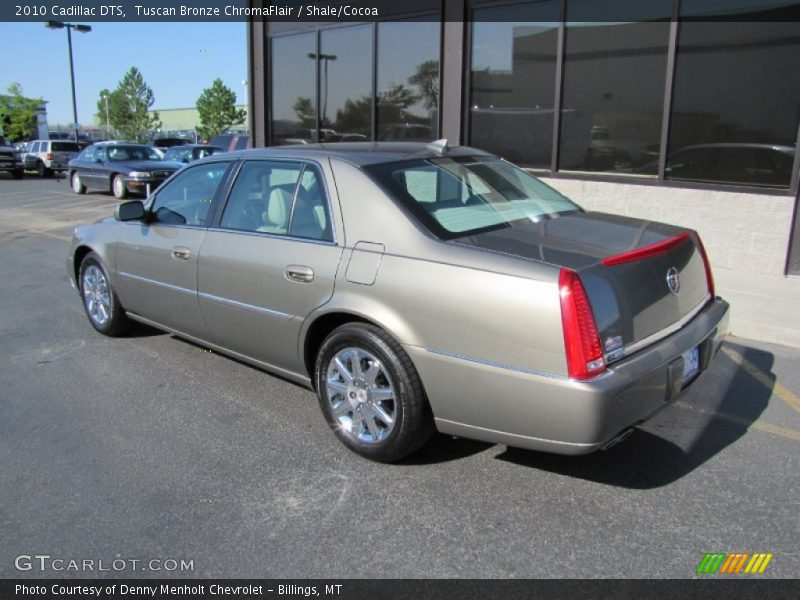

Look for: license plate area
[681,346,700,386]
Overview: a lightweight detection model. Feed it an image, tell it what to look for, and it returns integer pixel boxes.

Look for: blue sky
[0,22,247,125]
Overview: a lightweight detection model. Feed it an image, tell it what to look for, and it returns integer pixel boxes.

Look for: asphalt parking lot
[1,174,799,579]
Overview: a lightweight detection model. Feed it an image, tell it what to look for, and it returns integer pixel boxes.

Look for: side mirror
[115,200,146,222]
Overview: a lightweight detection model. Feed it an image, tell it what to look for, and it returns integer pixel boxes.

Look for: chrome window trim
[204,226,338,247]
[198,291,294,320]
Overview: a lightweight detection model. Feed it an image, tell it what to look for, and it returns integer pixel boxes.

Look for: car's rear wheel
[37,161,49,178]
[71,171,86,194]
[112,174,127,199]
[78,252,130,336]
[315,323,434,462]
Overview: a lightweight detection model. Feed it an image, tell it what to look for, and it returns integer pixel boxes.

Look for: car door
[197,159,344,373]
[115,160,233,337]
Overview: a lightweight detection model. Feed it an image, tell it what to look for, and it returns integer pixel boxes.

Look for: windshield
[107,145,162,161]
[365,156,581,240]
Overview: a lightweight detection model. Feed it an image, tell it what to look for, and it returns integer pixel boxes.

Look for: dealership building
[245,1,800,345]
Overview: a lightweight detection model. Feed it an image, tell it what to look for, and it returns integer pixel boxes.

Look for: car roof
[214,141,492,166]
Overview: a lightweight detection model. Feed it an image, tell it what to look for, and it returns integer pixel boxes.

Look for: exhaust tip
[601,428,634,451]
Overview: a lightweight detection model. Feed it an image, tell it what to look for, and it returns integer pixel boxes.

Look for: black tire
[78,252,131,336]
[71,171,86,194]
[315,323,434,462]
[112,174,127,199]
[37,161,49,178]
[12,169,23,180]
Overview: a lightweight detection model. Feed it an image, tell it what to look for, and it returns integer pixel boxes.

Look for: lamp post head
[46,21,65,29]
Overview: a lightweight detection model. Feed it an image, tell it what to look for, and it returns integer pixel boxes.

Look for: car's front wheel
[315,323,434,462]
[78,252,130,336]
[71,171,86,194]
[12,169,23,180]
[112,174,127,199]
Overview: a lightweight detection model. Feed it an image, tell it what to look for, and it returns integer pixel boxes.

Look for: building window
[558,1,672,175]
[668,2,800,188]
[319,24,373,141]
[469,1,560,168]
[270,33,316,146]
[377,19,441,141]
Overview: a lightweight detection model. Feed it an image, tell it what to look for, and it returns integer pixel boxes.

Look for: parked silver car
[67,142,729,462]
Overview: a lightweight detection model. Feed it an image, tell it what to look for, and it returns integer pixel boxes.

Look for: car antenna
[426,138,449,155]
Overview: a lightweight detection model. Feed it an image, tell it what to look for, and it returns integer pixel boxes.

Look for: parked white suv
[23,139,81,177]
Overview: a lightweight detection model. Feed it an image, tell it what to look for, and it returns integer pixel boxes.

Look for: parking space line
[674,400,800,443]
[0,219,71,242]
[721,345,800,414]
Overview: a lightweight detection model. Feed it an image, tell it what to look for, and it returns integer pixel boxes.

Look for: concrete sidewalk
[716,268,800,348]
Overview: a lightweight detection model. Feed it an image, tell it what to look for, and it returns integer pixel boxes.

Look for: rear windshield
[52,142,80,152]
[365,156,581,240]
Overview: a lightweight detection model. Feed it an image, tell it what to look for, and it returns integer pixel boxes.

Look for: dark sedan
[163,144,223,164]
[68,142,182,199]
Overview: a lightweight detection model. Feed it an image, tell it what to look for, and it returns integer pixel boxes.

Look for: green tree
[292,96,315,129]
[196,79,246,140]
[408,60,439,110]
[0,83,42,142]
[105,68,161,143]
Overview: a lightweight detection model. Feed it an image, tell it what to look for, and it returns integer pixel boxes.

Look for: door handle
[171,246,191,261]
[285,265,314,283]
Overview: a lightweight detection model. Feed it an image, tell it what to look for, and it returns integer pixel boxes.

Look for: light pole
[46,21,91,143]
[308,52,337,127]
[101,91,110,139]
[242,79,248,133]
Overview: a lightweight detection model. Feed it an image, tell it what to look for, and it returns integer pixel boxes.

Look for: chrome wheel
[112,175,127,199]
[82,265,112,327]
[326,347,396,443]
[72,172,85,194]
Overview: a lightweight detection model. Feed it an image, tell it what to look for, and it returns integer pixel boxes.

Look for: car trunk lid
[453,211,712,359]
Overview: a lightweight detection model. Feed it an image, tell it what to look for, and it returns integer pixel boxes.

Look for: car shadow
[493,340,774,488]
[398,433,495,465]
[123,321,168,338]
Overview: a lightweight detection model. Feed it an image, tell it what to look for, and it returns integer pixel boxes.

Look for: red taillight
[601,232,690,267]
[46,152,53,160]
[694,234,715,298]
[559,269,605,380]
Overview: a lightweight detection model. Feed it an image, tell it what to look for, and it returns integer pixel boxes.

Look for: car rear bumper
[407,297,730,455]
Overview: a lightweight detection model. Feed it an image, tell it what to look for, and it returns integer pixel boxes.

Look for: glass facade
[668,4,800,188]
[469,1,559,168]
[377,19,441,141]
[270,32,317,146]
[269,18,441,145]
[265,2,800,191]
[560,1,672,174]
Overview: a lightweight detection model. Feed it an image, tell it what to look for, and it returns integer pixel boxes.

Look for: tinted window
[107,145,161,161]
[377,19,440,141]
[469,1,560,168]
[270,33,317,146]
[220,161,332,241]
[220,161,303,234]
[81,146,96,160]
[234,135,250,150]
[150,162,229,227]
[559,1,672,174]
[669,5,800,187]
[319,24,372,141]
[52,142,80,152]
[366,156,580,239]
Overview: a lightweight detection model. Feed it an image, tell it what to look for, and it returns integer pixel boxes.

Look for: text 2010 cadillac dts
[67,142,729,462]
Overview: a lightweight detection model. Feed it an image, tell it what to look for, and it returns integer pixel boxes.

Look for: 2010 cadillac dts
[67,142,729,462]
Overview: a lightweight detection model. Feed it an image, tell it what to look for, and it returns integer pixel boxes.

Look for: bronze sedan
[67,142,729,462]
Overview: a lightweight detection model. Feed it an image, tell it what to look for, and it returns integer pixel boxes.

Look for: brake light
[46,152,53,160]
[694,234,715,298]
[559,269,605,380]
[601,232,690,267]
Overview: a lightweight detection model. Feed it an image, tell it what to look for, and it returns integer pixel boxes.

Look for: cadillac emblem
[666,267,681,295]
